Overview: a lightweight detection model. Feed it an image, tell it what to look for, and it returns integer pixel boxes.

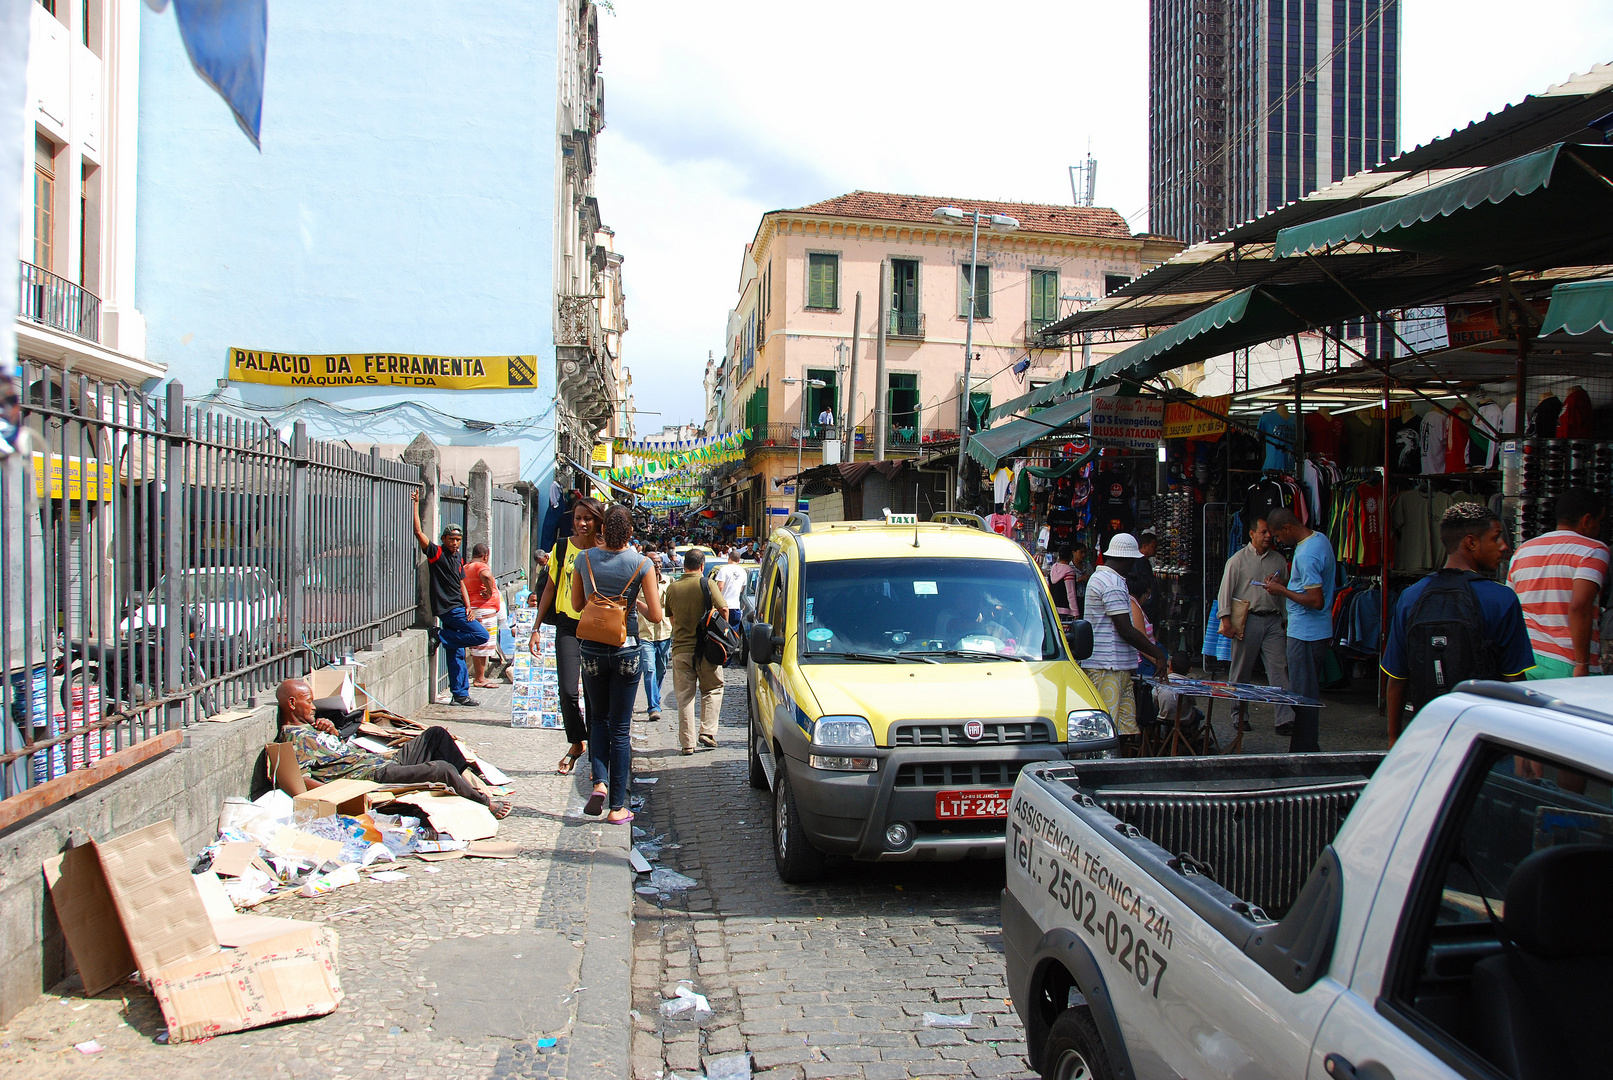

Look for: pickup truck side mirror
[749,622,780,665]
[1066,619,1094,662]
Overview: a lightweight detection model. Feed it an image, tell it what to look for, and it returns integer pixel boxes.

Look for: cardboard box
[396,792,499,841]
[267,827,344,867]
[45,820,342,1041]
[292,778,381,818]
[304,668,372,724]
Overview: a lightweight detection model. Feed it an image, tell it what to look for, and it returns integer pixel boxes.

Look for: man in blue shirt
[1261,507,1335,751]
[1381,503,1534,744]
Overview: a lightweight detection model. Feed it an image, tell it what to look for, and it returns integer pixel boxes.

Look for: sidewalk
[0,684,633,1080]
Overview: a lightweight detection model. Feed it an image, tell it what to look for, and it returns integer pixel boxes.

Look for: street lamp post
[781,373,826,514]
[932,205,1019,505]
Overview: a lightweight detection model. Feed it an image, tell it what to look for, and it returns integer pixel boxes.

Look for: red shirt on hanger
[1446,409,1470,473]
[1356,481,1386,565]
[1304,411,1344,459]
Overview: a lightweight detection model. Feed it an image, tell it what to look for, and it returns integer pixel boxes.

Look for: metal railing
[886,310,925,339]
[491,487,525,587]
[18,261,100,343]
[0,368,421,801]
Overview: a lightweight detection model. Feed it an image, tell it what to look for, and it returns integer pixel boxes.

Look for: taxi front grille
[889,720,1053,746]
[893,761,1029,788]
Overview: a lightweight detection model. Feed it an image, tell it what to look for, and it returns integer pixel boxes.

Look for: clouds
[595,0,1613,430]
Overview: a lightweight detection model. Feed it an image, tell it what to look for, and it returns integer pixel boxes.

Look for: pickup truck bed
[1031,753,1381,917]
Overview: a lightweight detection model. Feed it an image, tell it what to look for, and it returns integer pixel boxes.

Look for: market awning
[965,393,1093,471]
[1540,275,1613,338]
[1275,142,1613,268]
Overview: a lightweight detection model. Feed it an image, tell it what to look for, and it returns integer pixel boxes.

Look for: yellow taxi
[744,511,1114,882]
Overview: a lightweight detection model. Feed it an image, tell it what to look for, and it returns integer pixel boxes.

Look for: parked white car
[1005,678,1613,1080]
[120,566,282,661]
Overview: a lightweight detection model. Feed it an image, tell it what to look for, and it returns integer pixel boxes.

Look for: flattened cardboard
[265,742,308,796]
[415,850,466,862]
[192,871,319,948]
[42,845,136,995]
[267,828,343,867]
[148,926,342,1043]
[210,842,272,879]
[93,821,218,976]
[292,778,380,818]
[395,792,499,841]
[465,841,520,859]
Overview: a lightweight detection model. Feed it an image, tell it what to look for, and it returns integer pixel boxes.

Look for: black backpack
[1404,569,1499,707]
[695,577,742,667]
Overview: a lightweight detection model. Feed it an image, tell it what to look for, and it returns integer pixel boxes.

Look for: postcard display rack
[508,607,562,728]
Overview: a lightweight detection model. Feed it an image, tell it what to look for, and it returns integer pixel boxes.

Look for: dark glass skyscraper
[1149,0,1400,245]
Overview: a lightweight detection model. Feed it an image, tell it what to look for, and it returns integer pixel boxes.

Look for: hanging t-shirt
[988,512,1018,538]
[1356,482,1386,566]
[1531,395,1562,438]
[1391,489,1434,571]
[1245,477,1289,526]
[1446,408,1470,474]
[992,468,1014,506]
[1390,415,1422,473]
[1095,472,1134,535]
[1470,402,1505,469]
[1499,400,1518,437]
[1258,410,1296,472]
[1558,387,1592,439]
[1420,411,1448,474]
[1304,411,1344,459]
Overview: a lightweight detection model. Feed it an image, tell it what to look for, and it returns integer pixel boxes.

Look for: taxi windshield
[798,556,1063,661]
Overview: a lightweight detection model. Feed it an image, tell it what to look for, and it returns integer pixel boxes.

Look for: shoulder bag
[576,551,648,647]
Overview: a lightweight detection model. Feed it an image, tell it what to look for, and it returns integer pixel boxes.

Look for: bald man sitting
[275,679,511,818]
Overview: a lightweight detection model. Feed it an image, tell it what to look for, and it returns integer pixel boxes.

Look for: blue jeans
[641,638,671,713]
[437,605,490,699]
[580,642,642,812]
[727,610,743,666]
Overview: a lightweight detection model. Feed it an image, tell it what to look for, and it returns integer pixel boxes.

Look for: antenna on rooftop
[1069,147,1097,207]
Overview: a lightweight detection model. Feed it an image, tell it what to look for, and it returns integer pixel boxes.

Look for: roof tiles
[788,191,1135,240]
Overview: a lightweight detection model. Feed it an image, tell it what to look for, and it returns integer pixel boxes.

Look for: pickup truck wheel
[772,766,826,883]
[1041,1008,1113,1080]
[747,684,769,790]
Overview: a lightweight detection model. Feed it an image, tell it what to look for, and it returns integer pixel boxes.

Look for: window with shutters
[1030,269,1059,331]
[806,252,839,310]
[958,264,991,319]
[34,135,55,271]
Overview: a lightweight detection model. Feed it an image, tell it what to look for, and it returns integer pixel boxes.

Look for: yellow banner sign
[33,453,115,501]
[228,349,539,390]
[1162,395,1230,439]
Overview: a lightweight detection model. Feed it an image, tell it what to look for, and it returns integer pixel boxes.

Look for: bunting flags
[612,430,748,460]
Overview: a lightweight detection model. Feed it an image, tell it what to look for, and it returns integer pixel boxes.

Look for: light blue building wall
[134,1,559,486]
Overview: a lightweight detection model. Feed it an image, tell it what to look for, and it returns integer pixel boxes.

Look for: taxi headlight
[812,716,876,748]
[1067,709,1116,744]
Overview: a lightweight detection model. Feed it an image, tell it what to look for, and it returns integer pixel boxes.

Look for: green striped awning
[965,393,1094,471]
[1540,276,1613,338]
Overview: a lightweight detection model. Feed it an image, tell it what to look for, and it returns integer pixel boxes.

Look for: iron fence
[1,368,420,801]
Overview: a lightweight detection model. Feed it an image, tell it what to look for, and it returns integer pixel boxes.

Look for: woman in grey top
[570,504,661,822]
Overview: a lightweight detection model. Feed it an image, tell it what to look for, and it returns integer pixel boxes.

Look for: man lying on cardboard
[276,679,512,819]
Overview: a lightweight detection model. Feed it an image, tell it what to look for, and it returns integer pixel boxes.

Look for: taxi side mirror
[1066,619,1094,662]
[749,622,779,665]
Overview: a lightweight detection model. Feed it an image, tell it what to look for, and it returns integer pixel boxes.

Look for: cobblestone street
[0,687,632,1080]
[629,668,1035,1080]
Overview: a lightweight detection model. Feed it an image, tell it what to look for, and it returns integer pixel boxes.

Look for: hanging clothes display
[1420,409,1448,475]
[1258,409,1296,472]
[1445,407,1470,474]
[1559,386,1593,439]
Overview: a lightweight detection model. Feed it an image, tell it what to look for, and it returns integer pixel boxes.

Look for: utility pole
[875,261,888,461]
[845,292,861,462]
[957,210,982,502]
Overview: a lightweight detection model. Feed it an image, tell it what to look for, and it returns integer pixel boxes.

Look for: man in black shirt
[411,491,490,707]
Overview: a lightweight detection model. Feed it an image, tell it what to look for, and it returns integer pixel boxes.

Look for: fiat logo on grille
[963,720,984,741]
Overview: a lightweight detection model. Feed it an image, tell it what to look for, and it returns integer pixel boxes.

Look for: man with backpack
[1382,502,1536,744]
[666,548,729,755]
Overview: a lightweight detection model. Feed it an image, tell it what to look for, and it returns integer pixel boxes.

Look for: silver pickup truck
[1003,679,1613,1080]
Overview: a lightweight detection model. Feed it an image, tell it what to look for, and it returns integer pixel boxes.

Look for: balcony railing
[745,421,946,455]
[1024,318,1059,347]
[18,261,100,343]
[886,310,925,339]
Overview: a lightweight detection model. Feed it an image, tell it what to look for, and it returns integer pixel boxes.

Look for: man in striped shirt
[1506,487,1609,679]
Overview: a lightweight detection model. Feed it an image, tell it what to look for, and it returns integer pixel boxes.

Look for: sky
[595,1,1613,432]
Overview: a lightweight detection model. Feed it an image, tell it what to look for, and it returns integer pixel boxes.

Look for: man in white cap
[1082,534,1169,743]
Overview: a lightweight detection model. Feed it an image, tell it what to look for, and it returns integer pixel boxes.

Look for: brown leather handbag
[576,551,647,647]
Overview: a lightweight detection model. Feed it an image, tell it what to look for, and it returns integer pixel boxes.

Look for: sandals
[557,752,581,775]
[606,810,634,824]
[583,790,606,816]
[490,798,514,820]
[698,735,718,750]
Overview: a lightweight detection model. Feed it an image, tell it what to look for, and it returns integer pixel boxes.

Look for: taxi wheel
[772,767,825,883]
[747,684,769,791]
[1040,1007,1114,1080]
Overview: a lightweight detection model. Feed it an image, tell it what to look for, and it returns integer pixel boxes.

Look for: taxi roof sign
[883,511,918,525]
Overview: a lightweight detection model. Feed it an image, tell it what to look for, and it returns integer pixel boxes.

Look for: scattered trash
[389,1026,401,1035]
[629,848,653,873]
[922,1012,975,1028]
[648,869,698,892]
[636,776,659,785]
[659,985,711,1018]
[154,1032,168,1044]
[368,871,408,882]
[536,1037,558,1048]
[299,864,361,897]
[705,1052,753,1080]
[635,885,660,897]
[74,1039,103,1054]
